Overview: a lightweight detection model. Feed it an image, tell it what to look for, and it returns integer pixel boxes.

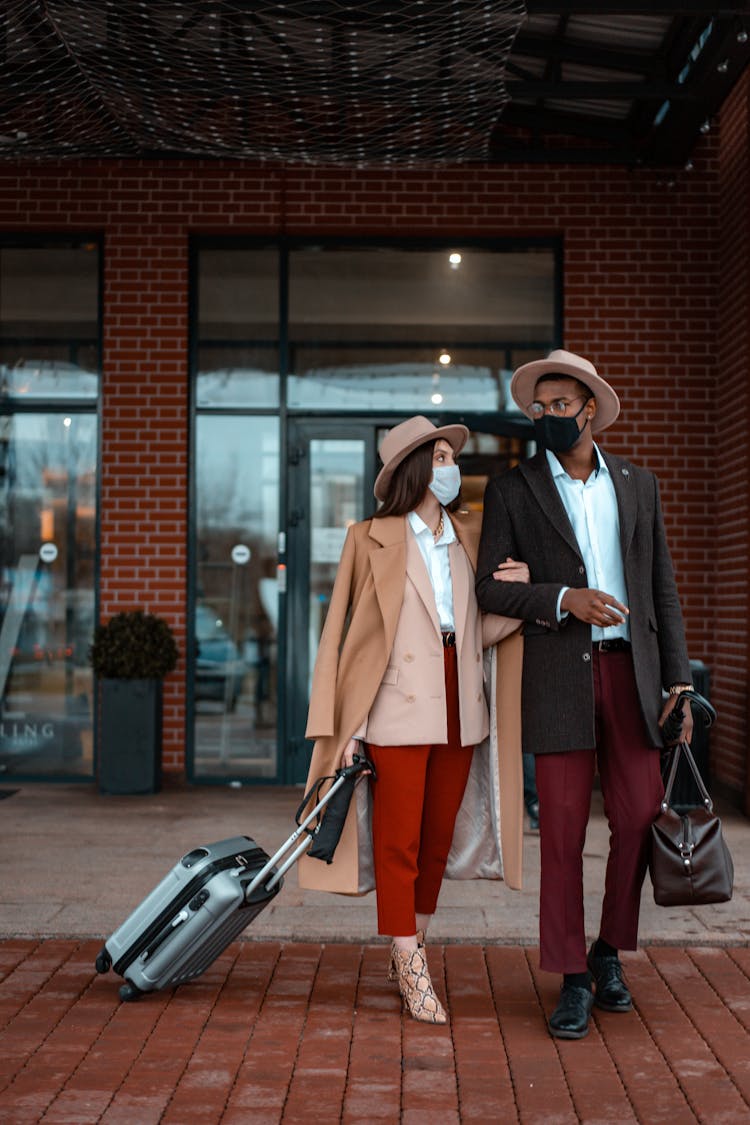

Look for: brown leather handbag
[650,700,733,907]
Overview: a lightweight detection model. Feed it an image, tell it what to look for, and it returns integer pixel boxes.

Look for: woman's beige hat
[374,415,469,501]
[510,349,621,433]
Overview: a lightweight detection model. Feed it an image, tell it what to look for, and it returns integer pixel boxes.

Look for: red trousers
[367,645,475,936]
[535,650,664,973]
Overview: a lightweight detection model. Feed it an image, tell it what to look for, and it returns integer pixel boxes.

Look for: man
[476,349,694,1040]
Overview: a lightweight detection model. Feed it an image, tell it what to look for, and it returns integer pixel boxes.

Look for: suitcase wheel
[95,948,112,974]
[118,981,143,1003]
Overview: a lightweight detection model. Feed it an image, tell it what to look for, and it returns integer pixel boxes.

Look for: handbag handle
[661,740,713,813]
[661,687,716,743]
[660,687,717,813]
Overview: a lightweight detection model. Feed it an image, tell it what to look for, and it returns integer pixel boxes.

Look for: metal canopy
[499,2,750,164]
[0,1,748,167]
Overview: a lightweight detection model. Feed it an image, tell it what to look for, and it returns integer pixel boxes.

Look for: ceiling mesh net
[0,0,526,164]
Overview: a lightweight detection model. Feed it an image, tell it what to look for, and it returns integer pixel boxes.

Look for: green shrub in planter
[91,611,179,795]
[90,610,179,680]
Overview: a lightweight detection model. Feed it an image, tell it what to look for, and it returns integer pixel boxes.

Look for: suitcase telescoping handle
[243,754,374,900]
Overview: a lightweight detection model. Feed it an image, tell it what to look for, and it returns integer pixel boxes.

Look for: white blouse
[406,508,456,631]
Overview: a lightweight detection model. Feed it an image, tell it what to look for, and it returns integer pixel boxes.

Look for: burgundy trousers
[367,645,475,937]
[534,650,664,974]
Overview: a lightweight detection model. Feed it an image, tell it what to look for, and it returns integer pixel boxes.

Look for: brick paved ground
[2,938,750,1124]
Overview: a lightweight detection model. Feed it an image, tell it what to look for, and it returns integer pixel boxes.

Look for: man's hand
[492,557,530,584]
[658,695,694,746]
[561,587,629,627]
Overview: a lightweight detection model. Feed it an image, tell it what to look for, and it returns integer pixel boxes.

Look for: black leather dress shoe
[586,945,632,1012]
[548,983,594,1040]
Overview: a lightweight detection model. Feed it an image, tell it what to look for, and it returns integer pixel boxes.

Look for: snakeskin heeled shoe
[390,945,447,1024]
[387,930,425,982]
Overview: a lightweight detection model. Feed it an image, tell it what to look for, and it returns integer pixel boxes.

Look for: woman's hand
[493,557,530,584]
[339,736,361,769]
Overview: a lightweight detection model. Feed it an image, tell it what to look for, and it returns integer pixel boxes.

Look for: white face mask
[428,464,461,506]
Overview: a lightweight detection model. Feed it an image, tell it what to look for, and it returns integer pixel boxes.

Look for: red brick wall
[102,226,190,767]
[716,70,750,809]
[0,146,740,791]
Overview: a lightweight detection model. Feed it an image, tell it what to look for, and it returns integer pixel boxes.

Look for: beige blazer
[300,510,525,893]
[364,524,488,747]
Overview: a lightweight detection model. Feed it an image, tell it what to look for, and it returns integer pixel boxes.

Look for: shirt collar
[407,508,456,544]
[545,443,608,481]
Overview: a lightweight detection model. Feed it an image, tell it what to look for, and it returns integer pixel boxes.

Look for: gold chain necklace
[433,514,444,541]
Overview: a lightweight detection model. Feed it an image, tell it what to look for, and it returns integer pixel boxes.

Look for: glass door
[285,420,378,783]
[191,414,280,781]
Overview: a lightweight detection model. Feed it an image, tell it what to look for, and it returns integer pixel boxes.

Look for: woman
[299,416,526,1024]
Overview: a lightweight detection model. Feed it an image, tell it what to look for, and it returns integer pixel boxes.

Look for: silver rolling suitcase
[95,756,372,1001]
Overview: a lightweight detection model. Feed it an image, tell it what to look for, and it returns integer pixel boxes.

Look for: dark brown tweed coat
[476,449,692,755]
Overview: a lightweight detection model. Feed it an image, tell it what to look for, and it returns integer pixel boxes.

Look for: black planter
[98,678,162,795]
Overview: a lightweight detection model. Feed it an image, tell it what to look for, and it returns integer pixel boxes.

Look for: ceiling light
[717,59,729,73]
[448,252,462,269]
[699,119,711,133]
[439,352,451,365]
[737,28,748,44]
[431,392,444,405]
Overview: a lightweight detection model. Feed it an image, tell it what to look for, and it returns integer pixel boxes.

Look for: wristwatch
[668,683,694,696]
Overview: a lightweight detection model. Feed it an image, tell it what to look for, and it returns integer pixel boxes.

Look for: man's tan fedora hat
[374,415,469,501]
[510,349,621,434]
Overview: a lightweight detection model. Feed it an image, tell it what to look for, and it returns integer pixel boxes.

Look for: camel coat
[298,510,525,894]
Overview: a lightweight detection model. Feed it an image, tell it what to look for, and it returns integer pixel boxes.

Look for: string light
[0,0,525,165]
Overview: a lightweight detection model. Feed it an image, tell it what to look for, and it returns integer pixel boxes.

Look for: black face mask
[533,400,590,454]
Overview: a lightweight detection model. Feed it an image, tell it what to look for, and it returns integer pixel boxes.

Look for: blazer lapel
[602,450,637,558]
[368,517,407,654]
[448,538,471,655]
[519,452,583,561]
[405,524,442,636]
[452,513,479,570]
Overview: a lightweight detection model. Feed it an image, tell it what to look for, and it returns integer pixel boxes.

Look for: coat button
[404,653,414,663]
[578,565,585,575]
[582,652,591,662]
[406,694,416,703]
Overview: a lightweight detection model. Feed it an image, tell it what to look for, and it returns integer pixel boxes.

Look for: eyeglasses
[529,395,589,420]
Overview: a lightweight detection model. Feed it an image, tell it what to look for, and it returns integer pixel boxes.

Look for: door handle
[288,508,305,527]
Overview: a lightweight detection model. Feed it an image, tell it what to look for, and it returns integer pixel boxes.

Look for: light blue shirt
[547,446,630,642]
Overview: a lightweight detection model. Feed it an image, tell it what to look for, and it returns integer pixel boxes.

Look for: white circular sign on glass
[39,542,58,564]
[231,544,251,565]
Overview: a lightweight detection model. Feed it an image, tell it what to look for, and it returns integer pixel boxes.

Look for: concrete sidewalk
[2,781,749,945]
